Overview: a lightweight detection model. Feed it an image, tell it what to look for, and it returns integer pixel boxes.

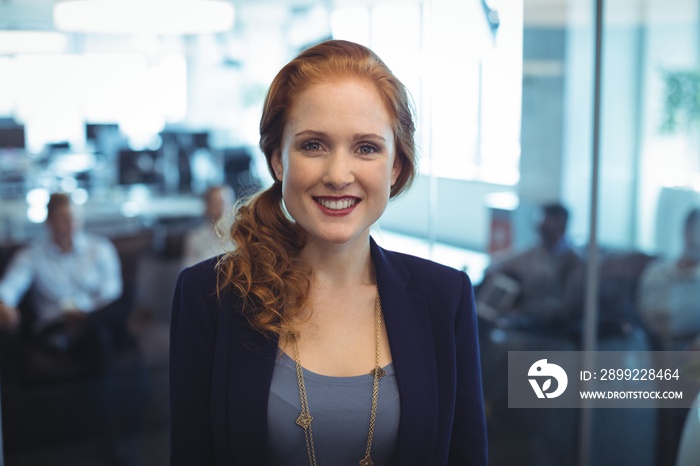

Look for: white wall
[379,174,511,251]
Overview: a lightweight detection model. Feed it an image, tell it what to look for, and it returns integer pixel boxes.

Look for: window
[331,0,523,184]
[0,52,186,151]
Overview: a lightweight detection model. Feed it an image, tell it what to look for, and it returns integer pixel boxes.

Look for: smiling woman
[169,39,488,466]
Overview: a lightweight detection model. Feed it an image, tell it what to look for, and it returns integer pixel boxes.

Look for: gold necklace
[288,291,385,466]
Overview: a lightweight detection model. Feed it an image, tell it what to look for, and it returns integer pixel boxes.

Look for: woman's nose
[322,152,354,188]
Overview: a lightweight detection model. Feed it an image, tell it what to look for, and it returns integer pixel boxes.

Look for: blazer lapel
[371,239,439,464]
[223,303,279,465]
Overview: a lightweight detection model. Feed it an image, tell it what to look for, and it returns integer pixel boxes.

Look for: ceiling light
[0,31,68,55]
[53,0,235,35]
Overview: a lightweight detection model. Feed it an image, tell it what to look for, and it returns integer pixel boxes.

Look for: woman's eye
[301,141,322,151]
[358,144,379,155]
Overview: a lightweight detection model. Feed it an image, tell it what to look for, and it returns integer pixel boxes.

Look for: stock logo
[528,359,568,399]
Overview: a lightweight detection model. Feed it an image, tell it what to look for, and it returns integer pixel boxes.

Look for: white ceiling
[0,0,563,31]
[0,0,697,32]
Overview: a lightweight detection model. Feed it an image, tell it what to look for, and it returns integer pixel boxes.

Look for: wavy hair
[217,39,417,336]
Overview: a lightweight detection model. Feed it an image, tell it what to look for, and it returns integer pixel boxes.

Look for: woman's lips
[313,196,361,215]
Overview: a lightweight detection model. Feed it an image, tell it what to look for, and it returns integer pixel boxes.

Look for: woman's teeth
[317,198,358,210]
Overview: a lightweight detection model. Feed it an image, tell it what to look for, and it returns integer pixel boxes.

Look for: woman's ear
[271,150,283,182]
[391,154,402,187]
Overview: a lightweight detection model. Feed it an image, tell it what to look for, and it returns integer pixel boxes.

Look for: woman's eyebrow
[353,133,386,142]
[292,130,387,142]
[293,130,326,138]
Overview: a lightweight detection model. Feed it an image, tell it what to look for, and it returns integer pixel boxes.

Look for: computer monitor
[118,149,163,186]
[85,123,119,142]
[0,126,26,149]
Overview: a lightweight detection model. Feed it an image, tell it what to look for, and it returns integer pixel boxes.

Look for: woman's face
[272,77,401,249]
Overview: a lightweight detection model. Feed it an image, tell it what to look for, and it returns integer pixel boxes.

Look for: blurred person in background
[0,192,136,466]
[639,207,700,349]
[638,208,700,466]
[181,184,235,267]
[478,202,583,331]
[0,192,122,344]
[476,203,582,466]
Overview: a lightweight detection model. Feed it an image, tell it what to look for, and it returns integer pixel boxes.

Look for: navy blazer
[170,238,488,465]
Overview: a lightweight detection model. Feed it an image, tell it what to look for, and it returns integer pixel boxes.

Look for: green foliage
[661,69,700,133]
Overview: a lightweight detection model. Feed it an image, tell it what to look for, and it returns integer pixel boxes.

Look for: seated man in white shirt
[0,193,122,348]
[181,184,235,267]
[0,192,132,466]
[639,208,700,348]
[638,209,700,466]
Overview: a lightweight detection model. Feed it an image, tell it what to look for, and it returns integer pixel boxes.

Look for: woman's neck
[299,237,374,288]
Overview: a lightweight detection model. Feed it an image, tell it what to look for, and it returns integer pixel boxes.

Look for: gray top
[267,351,400,465]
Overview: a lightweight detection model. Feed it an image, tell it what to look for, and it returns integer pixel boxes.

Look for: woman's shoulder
[376,245,472,291]
[177,255,223,297]
[173,255,246,327]
[375,246,475,324]
[181,254,220,275]
[392,248,462,272]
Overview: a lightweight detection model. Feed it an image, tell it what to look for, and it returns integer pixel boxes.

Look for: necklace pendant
[296,413,313,429]
[370,366,387,380]
[359,455,374,466]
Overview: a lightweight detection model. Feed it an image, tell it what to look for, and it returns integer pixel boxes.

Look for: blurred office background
[1,0,699,465]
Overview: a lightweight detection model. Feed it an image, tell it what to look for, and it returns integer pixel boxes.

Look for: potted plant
[661,69,700,176]
[661,69,700,133]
